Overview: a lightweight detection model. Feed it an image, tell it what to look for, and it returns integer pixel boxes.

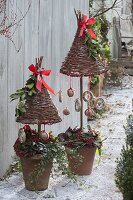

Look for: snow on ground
[0,75,133,200]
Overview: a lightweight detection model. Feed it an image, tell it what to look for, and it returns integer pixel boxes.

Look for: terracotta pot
[21,156,52,191]
[67,146,96,175]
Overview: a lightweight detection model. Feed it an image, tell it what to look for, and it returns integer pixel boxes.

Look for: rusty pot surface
[21,156,52,191]
[67,146,96,175]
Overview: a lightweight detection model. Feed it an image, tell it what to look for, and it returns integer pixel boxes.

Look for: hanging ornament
[40,131,49,141]
[84,76,95,120]
[85,109,95,121]
[85,109,89,117]
[75,98,81,112]
[84,109,94,117]
[67,76,74,97]
[63,107,70,115]
[18,128,26,143]
[83,91,94,102]
[94,97,105,110]
[59,90,63,103]
[67,87,74,97]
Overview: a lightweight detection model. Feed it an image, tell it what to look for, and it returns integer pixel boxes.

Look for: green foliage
[90,75,99,89]
[10,74,36,117]
[124,115,133,146]
[115,115,133,200]
[2,159,22,180]
[85,16,111,61]
[58,126,103,157]
[115,146,133,200]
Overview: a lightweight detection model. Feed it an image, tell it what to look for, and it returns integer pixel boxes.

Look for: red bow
[28,64,55,94]
[78,15,96,39]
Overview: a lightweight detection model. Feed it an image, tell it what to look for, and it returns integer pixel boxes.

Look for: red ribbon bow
[78,15,96,39]
[28,64,55,95]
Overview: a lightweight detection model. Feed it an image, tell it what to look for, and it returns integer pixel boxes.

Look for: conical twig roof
[16,56,62,125]
[60,12,107,77]
[17,87,62,125]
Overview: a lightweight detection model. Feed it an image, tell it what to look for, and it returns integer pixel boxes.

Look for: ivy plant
[10,74,36,117]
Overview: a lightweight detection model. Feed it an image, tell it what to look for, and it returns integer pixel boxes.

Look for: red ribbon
[28,64,55,94]
[78,15,96,39]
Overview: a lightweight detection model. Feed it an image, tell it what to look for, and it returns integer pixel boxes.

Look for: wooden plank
[24,0,39,82]
[0,0,24,177]
[0,39,7,153]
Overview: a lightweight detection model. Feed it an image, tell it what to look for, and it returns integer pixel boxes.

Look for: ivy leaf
[28,88,35,96]
[10,93,20,101]
[16,89,25,94]
[26,82,34,89]
[26,76,35,85]
[21,93,26,100]
[91,39,97,45]
[17,101,26,113]
[15,108,20,117]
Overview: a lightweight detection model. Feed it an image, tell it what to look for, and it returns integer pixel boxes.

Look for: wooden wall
[0,0,89,177]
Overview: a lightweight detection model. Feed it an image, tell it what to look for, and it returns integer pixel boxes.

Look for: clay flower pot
[21,156,52,191]
[67,146,96,175]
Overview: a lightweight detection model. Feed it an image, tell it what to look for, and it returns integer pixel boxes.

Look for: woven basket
[60,28,107,77]
[16,87,62,125]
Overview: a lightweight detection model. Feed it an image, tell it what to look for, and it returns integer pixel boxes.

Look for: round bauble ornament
[18,128,26,143]
[63,107,70,115]
[40,131,49,141]
[67,87,74,97]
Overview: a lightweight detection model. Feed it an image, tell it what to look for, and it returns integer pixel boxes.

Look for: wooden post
[80,76,83,129]
[38,124,41,132]
[36,56,43,133]
[132,0,133,25]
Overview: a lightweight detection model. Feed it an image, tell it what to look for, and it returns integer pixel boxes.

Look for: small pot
[67,146,96,175]
[21,155,52,191]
